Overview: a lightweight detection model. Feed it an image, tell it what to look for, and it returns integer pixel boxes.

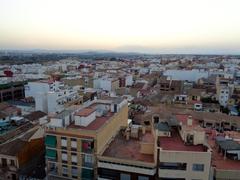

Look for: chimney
[187,116,193,126]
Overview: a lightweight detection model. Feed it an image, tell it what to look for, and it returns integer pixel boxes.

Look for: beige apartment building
[154,115,211,180]
[45,97,128,180]
[44,98,240,180]
[96,112,212,180]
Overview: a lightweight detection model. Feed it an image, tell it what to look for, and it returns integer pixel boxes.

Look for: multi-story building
[25,81,82,114]
[119,74,133,88]
[97,113,212,180]
[216,76,234,107]
[0,82,25,102]
[157,115,211,180]
[44,97,128,179]
[98,125,156,180]
[93,77,119,92]
[0,125,45,180]
[218,87,230,107]
[159,76,183,94]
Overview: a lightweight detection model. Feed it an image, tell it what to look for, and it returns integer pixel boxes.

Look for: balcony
[158,168,187,179]
[82,140,94,154]
[98,157,156,176]
[82,154,94,168]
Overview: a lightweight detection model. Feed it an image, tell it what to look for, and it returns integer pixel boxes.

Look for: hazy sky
[0,0,240,54]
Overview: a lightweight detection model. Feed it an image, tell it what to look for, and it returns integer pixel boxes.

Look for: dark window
[153,116,159,124]
[11,174,16,180]
[159,162,187,170]
[2,158,7,167]
[114,104,117,112]
[98,168,119,179]
[10,160,15,166]
[192,164,204,171]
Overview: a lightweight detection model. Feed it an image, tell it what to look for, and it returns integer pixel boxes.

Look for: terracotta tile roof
[75,108,95,117]
[0,139,27,156]
[24,111,47,121]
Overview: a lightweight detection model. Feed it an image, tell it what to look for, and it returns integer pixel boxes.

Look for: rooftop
[0,139,27,156]
[103,131,154,163]
[208,131,240,170]
[159,128,206,152]
[24,111,47,121]
[75,108,95,117]
[68,111,113,131]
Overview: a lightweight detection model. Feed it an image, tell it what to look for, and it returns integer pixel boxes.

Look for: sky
[0,0,240,54]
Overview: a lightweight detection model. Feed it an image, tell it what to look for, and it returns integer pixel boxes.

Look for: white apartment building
[25,81,80,114]
[93,77,119,92]
[218,87,230,107]
[125,74,133,86]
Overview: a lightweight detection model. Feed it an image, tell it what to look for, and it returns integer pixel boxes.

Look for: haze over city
[1,0,240,180]
[0,0,240,54]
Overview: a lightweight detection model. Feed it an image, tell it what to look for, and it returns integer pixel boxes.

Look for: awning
[45,135,56,147]
[217,139,240,151]
[46,149,57,159]
[81,168,93,179]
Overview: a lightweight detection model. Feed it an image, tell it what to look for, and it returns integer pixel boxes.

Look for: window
[192,164,204,171]
[71,139,77,150]
[84,154,93,164]
[71,154,77,165]
[82,140,94,153]
[138,176,149,180]
[120,173,131,180]
[62,165,68,176]
[71,166,78,178]
[159,162,187,170]
[61,137,67,148]
[49,162,57,172]
[2,158,7,167]
[61,152,68,162]
[10,160,15,166]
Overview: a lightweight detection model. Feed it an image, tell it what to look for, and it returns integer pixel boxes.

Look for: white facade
[25,81,80,114]
[93,77,116,91]
[25,82,50,97]
[100,79,112,91]
[164,69,208,82]
[218,87,229,107]
[74,111,96,127]
[125,75,133,86]
[35,93,48,113]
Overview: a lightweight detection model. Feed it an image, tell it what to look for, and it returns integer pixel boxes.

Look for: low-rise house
[0,127,45,180]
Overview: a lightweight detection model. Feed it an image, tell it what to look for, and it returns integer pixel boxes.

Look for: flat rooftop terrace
[103,131,154,163]
[208,131,240,170]
[68,111,114,131]
[68,102,114,131]
[159,129,207,152]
